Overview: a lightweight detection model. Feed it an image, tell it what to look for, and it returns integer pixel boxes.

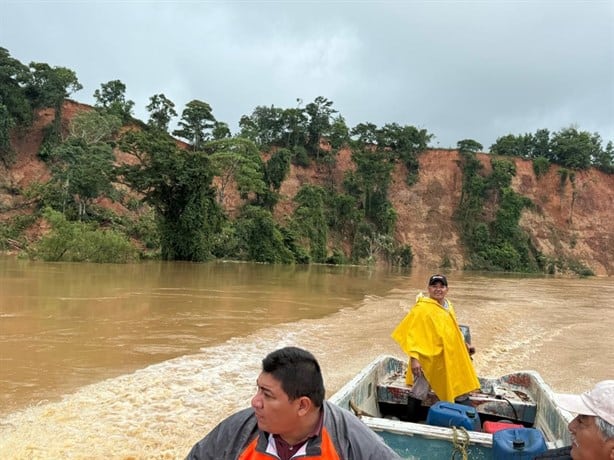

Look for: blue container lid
[493,428,547,459]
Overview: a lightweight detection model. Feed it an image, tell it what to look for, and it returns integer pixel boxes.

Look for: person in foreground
[391,274,479,403]
[538,380,614,460]
[185,346,401,460]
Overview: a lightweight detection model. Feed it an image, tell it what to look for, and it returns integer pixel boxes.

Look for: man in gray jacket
[185,346,401,460]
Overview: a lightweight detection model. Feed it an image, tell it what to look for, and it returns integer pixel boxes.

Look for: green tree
[0,48,32,159]
[173,99,216,150]
[376,123,430,152]
[291,185,328,262]
[327,115,350,150]
[25,62,82,108]
[349,121,430,186]
[239,105,286,149]
[490,127,610,171]
[212,121,231,140]
[378,123,432,184]
[491,132,536,157]
[281,104,309,149]
[0,48,31,123]
[48,138,115,219]
[265,148,291,191]
[481,241,522,271]
[456,153,487,231]
[305,96,336,157]
[204,138,266,204]
[238,98,337,156]
[490,134,526,157]
[0,104,14,161]
[235,206,294,263]
[33,208,137,263]
[491,187,532,240]
[457,139,483,154]
[146,93,177,131]
[593,141,613,173]
[117,129,223,261]
[326,192,361,241]
[348,148,394,226]
[550,127,602,169]
[68,109,122,145]
[350,122,378,146]
[57,111,120,218]
[351,222,376,263]
[24,62,82,144]
[457,156,536,272]
[528,129,551,159]
[488,158,516,190]
[93,80,134,121]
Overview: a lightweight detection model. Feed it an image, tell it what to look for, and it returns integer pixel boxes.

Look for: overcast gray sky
[2,1,613,149]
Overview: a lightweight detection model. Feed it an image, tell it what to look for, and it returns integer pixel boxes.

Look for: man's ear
[297,396,313,415]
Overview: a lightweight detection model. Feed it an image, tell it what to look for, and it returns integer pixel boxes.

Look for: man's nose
[251,393,263,409]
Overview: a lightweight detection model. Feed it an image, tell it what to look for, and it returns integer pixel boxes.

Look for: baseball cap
[428,274,448,286]
[554,380,614,425]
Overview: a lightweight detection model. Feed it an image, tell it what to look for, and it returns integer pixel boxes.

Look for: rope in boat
[349,399,375,418]
[450,426,470,460]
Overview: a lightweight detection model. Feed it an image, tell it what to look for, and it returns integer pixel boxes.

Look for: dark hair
[262,346,325,407]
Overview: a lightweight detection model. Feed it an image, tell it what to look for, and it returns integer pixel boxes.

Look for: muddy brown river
[0,256,612,458]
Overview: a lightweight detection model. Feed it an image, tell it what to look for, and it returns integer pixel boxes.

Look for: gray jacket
[186,400,402,459]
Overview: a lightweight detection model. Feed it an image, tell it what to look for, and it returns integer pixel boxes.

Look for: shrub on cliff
[31,208,138,263]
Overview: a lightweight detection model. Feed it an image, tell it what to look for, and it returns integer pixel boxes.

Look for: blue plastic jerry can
[426,401,481,431]
[492,427,547,459]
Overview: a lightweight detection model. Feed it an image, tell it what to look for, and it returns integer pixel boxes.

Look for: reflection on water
[0,256,612,459]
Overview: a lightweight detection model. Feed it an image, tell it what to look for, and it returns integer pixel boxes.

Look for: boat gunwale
[329,354,572,449]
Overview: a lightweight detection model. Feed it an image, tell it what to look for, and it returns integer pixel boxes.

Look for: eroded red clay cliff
[2,102,612,275]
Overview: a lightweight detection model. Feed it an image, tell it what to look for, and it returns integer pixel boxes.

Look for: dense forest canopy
[1,47,612,273]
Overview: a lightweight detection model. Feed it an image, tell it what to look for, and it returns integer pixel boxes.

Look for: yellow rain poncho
[391,293,480,402]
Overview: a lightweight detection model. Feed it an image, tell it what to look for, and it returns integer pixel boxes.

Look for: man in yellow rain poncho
[391,274,480,403]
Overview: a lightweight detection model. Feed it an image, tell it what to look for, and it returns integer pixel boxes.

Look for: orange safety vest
[238,428,341,460]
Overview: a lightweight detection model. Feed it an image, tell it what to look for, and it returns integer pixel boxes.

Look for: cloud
[1,0,612,149]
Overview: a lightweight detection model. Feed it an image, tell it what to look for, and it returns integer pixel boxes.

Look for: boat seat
[377,370,417,405]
